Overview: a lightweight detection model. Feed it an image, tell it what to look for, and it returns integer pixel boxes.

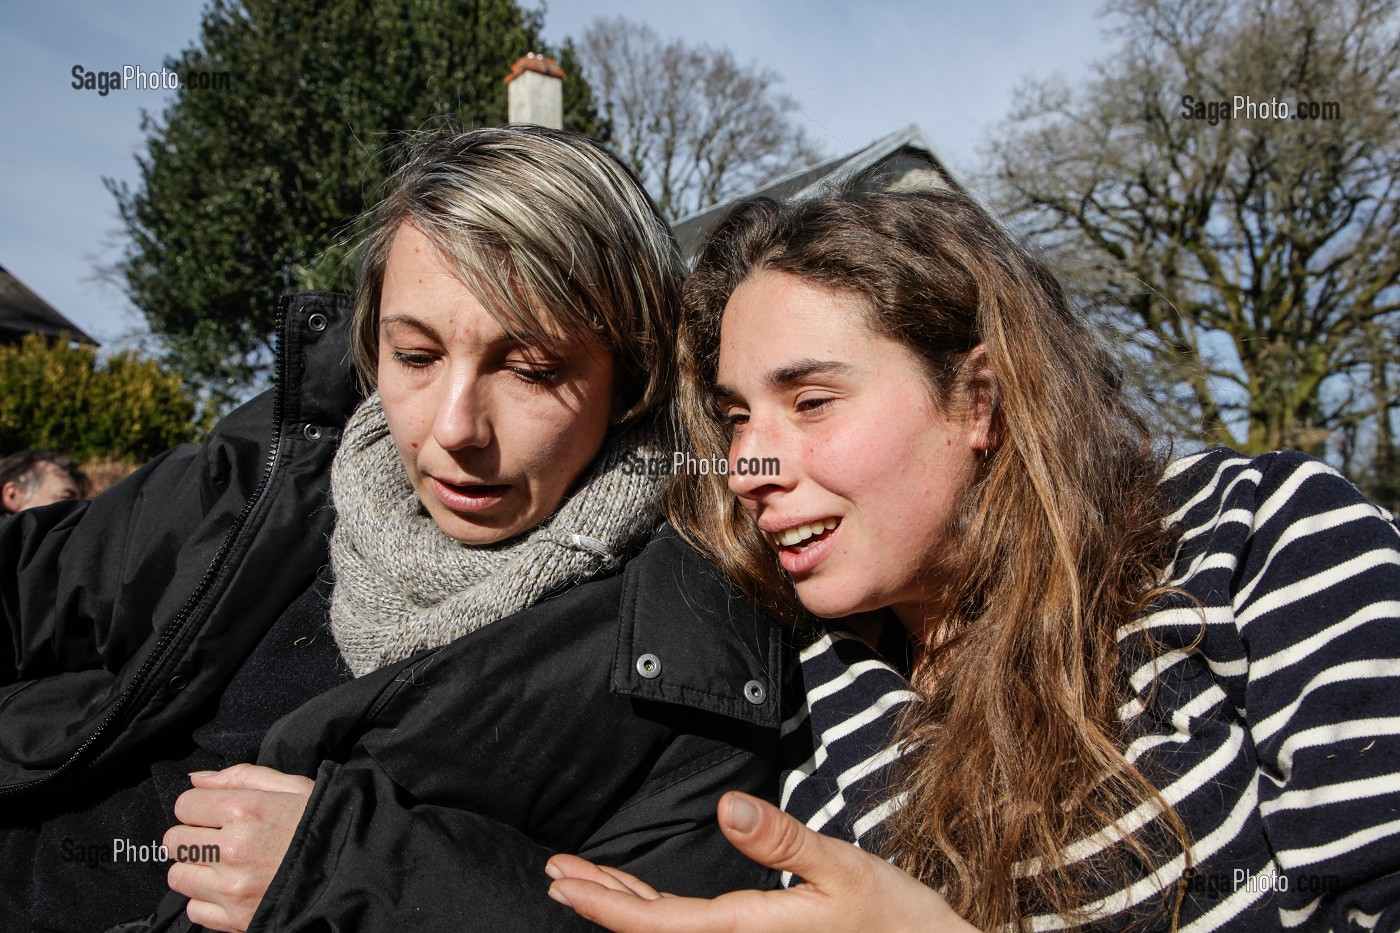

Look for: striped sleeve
[778,449,1400,930]
[1200,452,1400,929]
[777,628,916,886]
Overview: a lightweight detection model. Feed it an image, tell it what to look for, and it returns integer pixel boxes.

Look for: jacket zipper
[0,300,294,796]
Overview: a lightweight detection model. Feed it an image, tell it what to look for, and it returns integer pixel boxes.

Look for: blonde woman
[1,127,784,933]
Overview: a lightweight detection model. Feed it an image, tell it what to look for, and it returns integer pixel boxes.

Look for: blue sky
[0,1,1110,346]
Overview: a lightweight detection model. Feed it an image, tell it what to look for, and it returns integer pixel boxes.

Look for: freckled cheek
[803,426,883,492]
[379,391,429,475]
[505,412,596,488]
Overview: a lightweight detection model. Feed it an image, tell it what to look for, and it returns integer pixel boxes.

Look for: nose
[432,367,493,453]
[727,414,793,503]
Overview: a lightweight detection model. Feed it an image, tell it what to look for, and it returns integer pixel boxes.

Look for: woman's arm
[1226,455,1400,925]
[547,791,979,933]
[161,735,780,932]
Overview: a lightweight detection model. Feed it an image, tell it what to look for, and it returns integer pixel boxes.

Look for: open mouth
[770,518,839,552]
[430,478,511,512]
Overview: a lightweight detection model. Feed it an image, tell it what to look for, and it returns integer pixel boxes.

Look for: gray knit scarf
[328,393,671,676]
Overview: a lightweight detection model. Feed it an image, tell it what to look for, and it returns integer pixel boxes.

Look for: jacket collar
[278,291,362,438]
[611,525,783,728]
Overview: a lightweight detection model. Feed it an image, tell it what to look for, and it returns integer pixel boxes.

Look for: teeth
[776,518,838,547]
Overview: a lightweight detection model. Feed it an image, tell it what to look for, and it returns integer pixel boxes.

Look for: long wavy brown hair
[669,190,1191,929]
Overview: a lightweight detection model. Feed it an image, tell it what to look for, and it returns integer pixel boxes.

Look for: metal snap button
[303,424,322,441]
[743,680,766,704]
[636,653,662,679]
[168,675,189,691]
[307,312,328,332]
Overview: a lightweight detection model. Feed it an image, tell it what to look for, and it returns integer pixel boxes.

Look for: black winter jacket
[0,292,357,797]
[1,294,786,931]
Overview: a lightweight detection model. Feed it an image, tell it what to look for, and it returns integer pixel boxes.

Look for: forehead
[719,272,872,356]
[379,222,573,351]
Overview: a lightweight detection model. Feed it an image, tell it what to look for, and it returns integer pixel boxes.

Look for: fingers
[169,860,254,931]
[184,896,240,933]
[174,788,248,829]
[176,769,314,829]
[163,823,223,863]
[189,764,315,794]
[546,855,661,899]
[167,858,219,899]
[547,882,738,933]
[715,792,868,894]
[599,864,664,900]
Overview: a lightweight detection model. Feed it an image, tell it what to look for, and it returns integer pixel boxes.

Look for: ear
[962,344,998,453]
[1,481,24,513]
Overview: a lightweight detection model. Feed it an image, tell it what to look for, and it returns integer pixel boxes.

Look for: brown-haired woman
[545,189,1400,931]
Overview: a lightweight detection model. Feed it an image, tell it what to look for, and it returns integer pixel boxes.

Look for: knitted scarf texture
[328,393,670,676]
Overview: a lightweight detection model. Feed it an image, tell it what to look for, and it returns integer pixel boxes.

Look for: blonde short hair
[351,125,683,422]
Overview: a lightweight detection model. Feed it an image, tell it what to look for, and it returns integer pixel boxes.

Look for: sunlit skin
[541,269,992,932]
[164,221,622,932]
[2,461,81,512]
[376,222,619,545]
[546,791,978,933]
[717,270,989,641]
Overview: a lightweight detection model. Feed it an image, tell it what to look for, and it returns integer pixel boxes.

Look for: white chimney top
[504,53,565,129]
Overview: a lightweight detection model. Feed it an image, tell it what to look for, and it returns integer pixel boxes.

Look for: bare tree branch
[578,16,823,221]
[986,0,1400,468]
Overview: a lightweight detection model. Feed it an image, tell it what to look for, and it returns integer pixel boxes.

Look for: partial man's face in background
[2,461,82,513]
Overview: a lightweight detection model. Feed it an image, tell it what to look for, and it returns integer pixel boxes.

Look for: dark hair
[0,449,89,513]
[669,189,1189,929]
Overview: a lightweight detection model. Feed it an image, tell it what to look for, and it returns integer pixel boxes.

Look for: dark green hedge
[0,333,206,461]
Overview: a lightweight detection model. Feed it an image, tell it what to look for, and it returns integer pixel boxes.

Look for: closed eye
[508,366,560,386]
[391,350,437,369]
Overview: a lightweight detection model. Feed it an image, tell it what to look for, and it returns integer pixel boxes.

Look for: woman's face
[376,222,618,545]
[716,270,987,636]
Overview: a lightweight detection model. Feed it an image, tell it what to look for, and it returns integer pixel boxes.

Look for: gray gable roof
[0,265,98,345]
[673,124,964,259]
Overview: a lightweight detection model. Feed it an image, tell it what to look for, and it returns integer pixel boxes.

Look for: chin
[443,527,512,546]
[791,579,870,621]
[429,510,523,546]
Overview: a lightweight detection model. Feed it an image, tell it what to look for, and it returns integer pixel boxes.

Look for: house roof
[0,265,98,345]
[672,124,965,259]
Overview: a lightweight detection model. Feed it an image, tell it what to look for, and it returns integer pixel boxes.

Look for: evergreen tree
[0,334,205,462]
[107,0,603,406]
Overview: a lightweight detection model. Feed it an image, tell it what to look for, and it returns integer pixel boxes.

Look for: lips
[770,518,838,548]
[428,477,510,513]
[759,517,841,576]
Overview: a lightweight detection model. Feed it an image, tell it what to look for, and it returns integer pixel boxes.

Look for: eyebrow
[379,314,522,352]
[712,359,854,401]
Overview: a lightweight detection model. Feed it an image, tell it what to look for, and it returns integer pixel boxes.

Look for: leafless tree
[579,16,823,220]
[987,0,1400,470]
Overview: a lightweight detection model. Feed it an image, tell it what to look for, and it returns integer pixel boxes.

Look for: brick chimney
[504,53,565,129]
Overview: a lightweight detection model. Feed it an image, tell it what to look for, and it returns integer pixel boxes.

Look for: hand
[163,763,315,932]
[545,791,980,933]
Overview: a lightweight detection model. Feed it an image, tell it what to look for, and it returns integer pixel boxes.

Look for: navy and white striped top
[779,449,1400,931]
